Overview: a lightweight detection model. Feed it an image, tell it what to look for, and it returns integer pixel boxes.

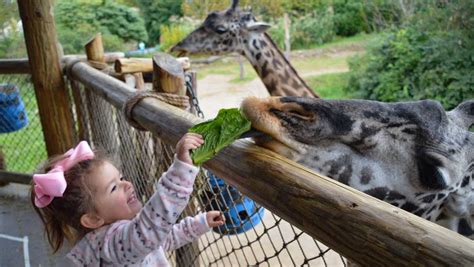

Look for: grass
[196,53,352,83]
[308,32,379,50]
[195,59,258,83]
[194,33,378,84]
[292,56,349,73]
[306,72,351,99]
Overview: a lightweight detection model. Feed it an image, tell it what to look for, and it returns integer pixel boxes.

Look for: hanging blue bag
[0,83,28,133]
[205,172,265,235]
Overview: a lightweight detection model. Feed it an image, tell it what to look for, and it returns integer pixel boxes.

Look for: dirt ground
[196,48,352,118]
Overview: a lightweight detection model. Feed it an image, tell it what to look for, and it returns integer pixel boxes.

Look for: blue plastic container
[0,83,28,133]
[205,172,265,235]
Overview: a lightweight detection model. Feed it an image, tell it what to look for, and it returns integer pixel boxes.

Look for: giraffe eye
[215,26,228,34]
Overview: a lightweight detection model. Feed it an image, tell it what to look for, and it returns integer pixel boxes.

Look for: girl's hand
[206,211,225,228]
[176,133,204,165]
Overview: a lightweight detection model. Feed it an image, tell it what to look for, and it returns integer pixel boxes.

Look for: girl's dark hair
[30,150,109,253]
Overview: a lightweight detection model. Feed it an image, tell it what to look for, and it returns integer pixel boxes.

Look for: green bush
[268,18,286,49]
[55,1,147,53]
[333,0,367,36]
[137,0,183,45]
[0,20,26,58]
[333,0,404,37]
[346,1,474,109]
[159,21,194,52]
[269,10,335,50]
[291,10,335,49]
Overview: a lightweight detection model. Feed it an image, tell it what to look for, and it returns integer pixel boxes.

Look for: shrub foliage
[346,0,474,109]
[55,1,147,53]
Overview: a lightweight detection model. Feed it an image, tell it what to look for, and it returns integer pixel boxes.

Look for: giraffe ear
[449,100,474,129]
[246,21,271,32]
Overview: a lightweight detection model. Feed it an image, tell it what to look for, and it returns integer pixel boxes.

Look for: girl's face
[88,161,142,224]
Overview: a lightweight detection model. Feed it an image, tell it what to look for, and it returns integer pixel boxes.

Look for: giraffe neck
[242,33,318,98]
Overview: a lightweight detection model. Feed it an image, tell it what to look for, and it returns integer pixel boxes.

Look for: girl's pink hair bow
[33,141,94,208]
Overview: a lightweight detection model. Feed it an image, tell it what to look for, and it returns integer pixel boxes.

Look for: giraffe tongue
[238,128,267,139]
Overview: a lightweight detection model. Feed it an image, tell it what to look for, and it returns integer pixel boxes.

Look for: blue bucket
[205,172,264,235]
[0,83,28,133]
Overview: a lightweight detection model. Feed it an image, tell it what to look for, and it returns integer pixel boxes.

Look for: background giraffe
[170,0,318,98]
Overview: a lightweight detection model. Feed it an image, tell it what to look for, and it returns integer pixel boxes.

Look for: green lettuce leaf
[189,108,251,165]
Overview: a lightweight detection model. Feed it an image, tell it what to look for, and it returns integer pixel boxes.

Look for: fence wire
[69,77,347,267]
[0,74,47,173]
[1,71,347,266]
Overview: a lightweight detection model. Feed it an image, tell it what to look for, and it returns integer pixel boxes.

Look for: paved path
[0,191,70,266]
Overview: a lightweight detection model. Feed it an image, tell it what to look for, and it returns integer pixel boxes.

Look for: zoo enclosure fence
[0,56,473,266]
[0,58,345,266]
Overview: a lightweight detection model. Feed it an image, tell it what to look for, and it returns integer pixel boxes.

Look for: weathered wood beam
[67,61,474,266]
[152,53,186,95]
[0,53,125,75]
[115,57,190,74]
[115,58,153,74]
[0,171,32,185]
[17,0,75,156]
[0,58,30,74]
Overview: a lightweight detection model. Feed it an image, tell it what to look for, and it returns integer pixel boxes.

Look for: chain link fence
[0,74,47,174]
[0,69,346,266]
[69,75,346,266]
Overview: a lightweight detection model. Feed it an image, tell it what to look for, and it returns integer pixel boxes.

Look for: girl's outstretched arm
[68,133,203,265]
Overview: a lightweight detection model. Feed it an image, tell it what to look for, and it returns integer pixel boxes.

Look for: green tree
[0,0,18,30]
[55,1,147,53]
[181,0,328,18]
[0,0,26,58]
[137,0,183,45]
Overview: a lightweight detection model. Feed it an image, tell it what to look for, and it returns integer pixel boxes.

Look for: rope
[123,91,190,131]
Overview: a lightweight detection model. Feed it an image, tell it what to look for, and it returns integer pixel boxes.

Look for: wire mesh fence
[69,77,347,266]
[0,74,47,173]
[0,69,346,266]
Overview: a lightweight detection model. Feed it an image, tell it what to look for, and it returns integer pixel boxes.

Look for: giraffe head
[242,96,474,238]
[170,0,270,56]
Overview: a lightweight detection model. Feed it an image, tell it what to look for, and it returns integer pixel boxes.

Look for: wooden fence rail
[0,53,124,75]
[67,60,474,266]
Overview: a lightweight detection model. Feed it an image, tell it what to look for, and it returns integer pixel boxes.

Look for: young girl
[31,133,225,266]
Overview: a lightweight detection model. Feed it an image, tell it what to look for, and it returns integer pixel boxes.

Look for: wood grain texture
[0,53,125,75]
[115,58,153,74]
[152,53,185,95]
[18,0,75,155]
[0,58,30,74]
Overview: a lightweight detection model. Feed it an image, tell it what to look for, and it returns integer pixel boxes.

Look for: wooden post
[17,0,75,156]
[84,33,118,153]
[238,54,245,80]
[284,13,291,60]
[85,34,105,63]
[152,53,186,95]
